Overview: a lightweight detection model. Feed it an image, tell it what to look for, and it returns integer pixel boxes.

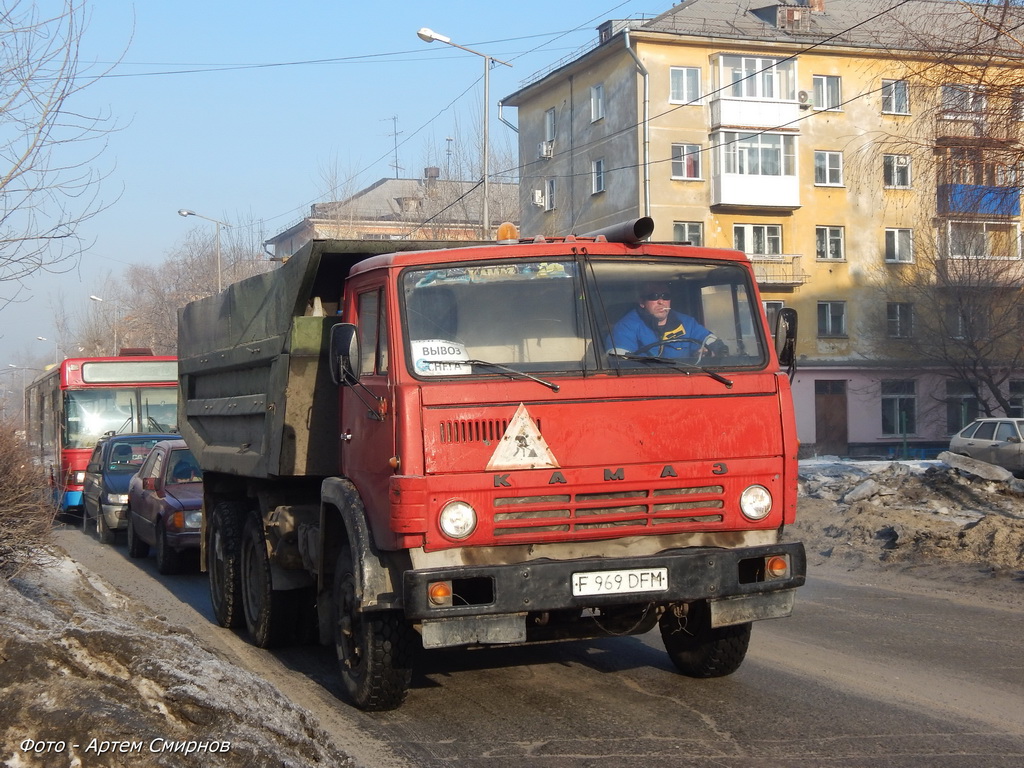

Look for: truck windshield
[401,256,767,379]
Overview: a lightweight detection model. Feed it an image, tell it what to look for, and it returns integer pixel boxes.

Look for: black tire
[660,601,751,678]
[126,512,148,559]
[333,547,416,711]
[97,508,115,545]
[155,520,184,575]
[239,513,295,648]
[208,501,246,629]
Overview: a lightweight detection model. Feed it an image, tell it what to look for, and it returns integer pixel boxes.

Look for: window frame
[814,150,843,186]
[887,302,914,338]
[812,74,842,111]
[817,300,847,337]
[671,143,702,180]
[734,223,783,256]
[673,221,703,245]
[883,153,912,188]
[815,226,845,260]
[544,178,556,211]
[881,79,910,115]
[592,158,605,194]
[544,108,556,142]
[881,379,917,436]
[885,228,914,263]
[590,83,605,122]
[669,66,702,104]
[721,131,796,177]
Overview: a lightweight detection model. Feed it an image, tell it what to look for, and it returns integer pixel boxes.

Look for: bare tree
[0,0,116,310]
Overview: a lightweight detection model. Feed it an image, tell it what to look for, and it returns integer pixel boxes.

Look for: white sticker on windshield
[412,339,471,376]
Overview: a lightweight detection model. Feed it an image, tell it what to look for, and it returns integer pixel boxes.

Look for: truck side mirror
[329,323,361,385]
[774,308,798,369]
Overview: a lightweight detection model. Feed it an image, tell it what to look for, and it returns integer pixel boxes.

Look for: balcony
[938,183,1020,217]
[713,172,801,209]
[935,114,1018,145]
[749,255,808,287]
[710,98,803,131]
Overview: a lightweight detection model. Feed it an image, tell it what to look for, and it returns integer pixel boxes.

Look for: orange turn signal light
[765,555,789,579]
[428,581,453,606]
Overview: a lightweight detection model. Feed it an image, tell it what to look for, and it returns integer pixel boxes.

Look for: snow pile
[0,557,354,768]
[791,457,1024,572]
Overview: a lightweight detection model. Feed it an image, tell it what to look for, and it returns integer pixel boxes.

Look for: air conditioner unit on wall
[797,90,812,109]
[538,140,553,159]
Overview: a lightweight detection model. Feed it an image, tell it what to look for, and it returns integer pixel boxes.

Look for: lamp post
[178,209,230,292]
[89,295,119,355]
[417,27,511,239]
[36,336,59,364]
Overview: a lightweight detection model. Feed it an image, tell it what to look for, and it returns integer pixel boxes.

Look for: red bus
[24,352,178,514]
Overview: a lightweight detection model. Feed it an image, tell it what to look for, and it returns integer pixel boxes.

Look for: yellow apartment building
[503,0,1024,457]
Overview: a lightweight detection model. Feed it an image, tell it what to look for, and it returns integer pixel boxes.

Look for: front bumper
[101,504,129,531]
[404,541,806,620]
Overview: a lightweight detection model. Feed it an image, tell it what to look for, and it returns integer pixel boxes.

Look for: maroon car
[126,439,203,574]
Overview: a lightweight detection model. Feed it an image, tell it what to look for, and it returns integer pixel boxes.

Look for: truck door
[341,286,395,522]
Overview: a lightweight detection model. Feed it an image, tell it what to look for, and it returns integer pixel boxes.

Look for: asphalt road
[53,523,1024,768]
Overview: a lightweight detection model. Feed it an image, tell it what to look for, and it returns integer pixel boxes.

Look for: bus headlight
[739,485,772,520]
[439,500,476,539]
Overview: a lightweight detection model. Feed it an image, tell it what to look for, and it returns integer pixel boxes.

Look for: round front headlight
[439,500,477,539]
[739,485,773,520]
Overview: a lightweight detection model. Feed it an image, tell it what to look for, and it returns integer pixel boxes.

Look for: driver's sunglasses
[642,292,671,301]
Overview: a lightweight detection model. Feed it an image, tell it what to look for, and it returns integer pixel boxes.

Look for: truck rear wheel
[660,601,751,678]
[208,501,246,629]
[240,513,295,648]
[333,548,415,711]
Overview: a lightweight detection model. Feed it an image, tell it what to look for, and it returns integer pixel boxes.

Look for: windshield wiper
[609,353,733,389]
[420,358,560,392]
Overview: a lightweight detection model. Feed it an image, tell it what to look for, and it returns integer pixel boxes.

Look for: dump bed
[177,238,475,479]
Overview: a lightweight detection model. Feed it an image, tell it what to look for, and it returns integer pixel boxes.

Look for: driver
[608,281,726,359]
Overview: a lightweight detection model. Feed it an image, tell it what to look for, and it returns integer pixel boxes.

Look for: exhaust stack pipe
[580,217,655,244]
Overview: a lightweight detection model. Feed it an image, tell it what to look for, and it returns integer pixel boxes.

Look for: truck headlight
[439,500,476,539]
[739,485,772,520]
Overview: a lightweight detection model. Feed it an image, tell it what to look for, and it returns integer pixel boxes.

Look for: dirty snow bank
[0,556,354,768]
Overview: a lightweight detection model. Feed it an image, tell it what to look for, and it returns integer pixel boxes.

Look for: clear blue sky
[0,0,669,372]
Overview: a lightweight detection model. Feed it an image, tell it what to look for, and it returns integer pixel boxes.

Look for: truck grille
[491,485,724,538]
[438,418,541,444]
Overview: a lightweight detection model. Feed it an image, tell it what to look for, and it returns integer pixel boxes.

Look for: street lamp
[89,295,119,354]
[417,27,511,239]
[36,336,59,363]
[178,209,230,292]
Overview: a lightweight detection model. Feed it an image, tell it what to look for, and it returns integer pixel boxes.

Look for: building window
[544,108,556,142]
[1010,380,1024,418]
[763,300,784,328]
[882,380,917,436]
[948,220,1019,259]
[816,226,845,260]
[734,224,782,256]
[671,143,702,179]
[722,132,796,176]
[887,302,913,338]
[669,66,701,104]
[885,228,914,263]
[812,74,842,110]
[590,84,604,122]
[941,84,986,120]
[814,150,843,185]
[947,379,981,432]
[883,154,912,188]
[817,301,846,337]
[673,221,703,245]
[881,79,910,114]
[592,159,605,194]
[544,178,556,211]
[720,55,795,100]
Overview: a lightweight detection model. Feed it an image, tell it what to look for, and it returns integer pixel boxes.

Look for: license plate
[571,567,669,597]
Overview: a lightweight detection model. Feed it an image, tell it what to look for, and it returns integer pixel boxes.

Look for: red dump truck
[177,219,805,710]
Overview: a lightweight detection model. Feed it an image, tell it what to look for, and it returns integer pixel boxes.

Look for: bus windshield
[401,256,767,379]
[63,386,178,448]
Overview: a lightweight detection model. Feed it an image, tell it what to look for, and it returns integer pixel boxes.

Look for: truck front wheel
[660,600,751,678]
[333,547,415,711]
[208,501,246,629]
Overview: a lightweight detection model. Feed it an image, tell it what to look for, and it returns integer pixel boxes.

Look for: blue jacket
[607,308,713,359]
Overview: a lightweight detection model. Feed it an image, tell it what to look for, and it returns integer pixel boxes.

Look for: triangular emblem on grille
[486,403,559,471]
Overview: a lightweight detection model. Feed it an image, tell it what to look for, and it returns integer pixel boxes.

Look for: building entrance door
[814,379,848,456]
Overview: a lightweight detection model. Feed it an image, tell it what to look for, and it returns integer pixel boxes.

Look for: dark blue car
[81,432,179,544]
